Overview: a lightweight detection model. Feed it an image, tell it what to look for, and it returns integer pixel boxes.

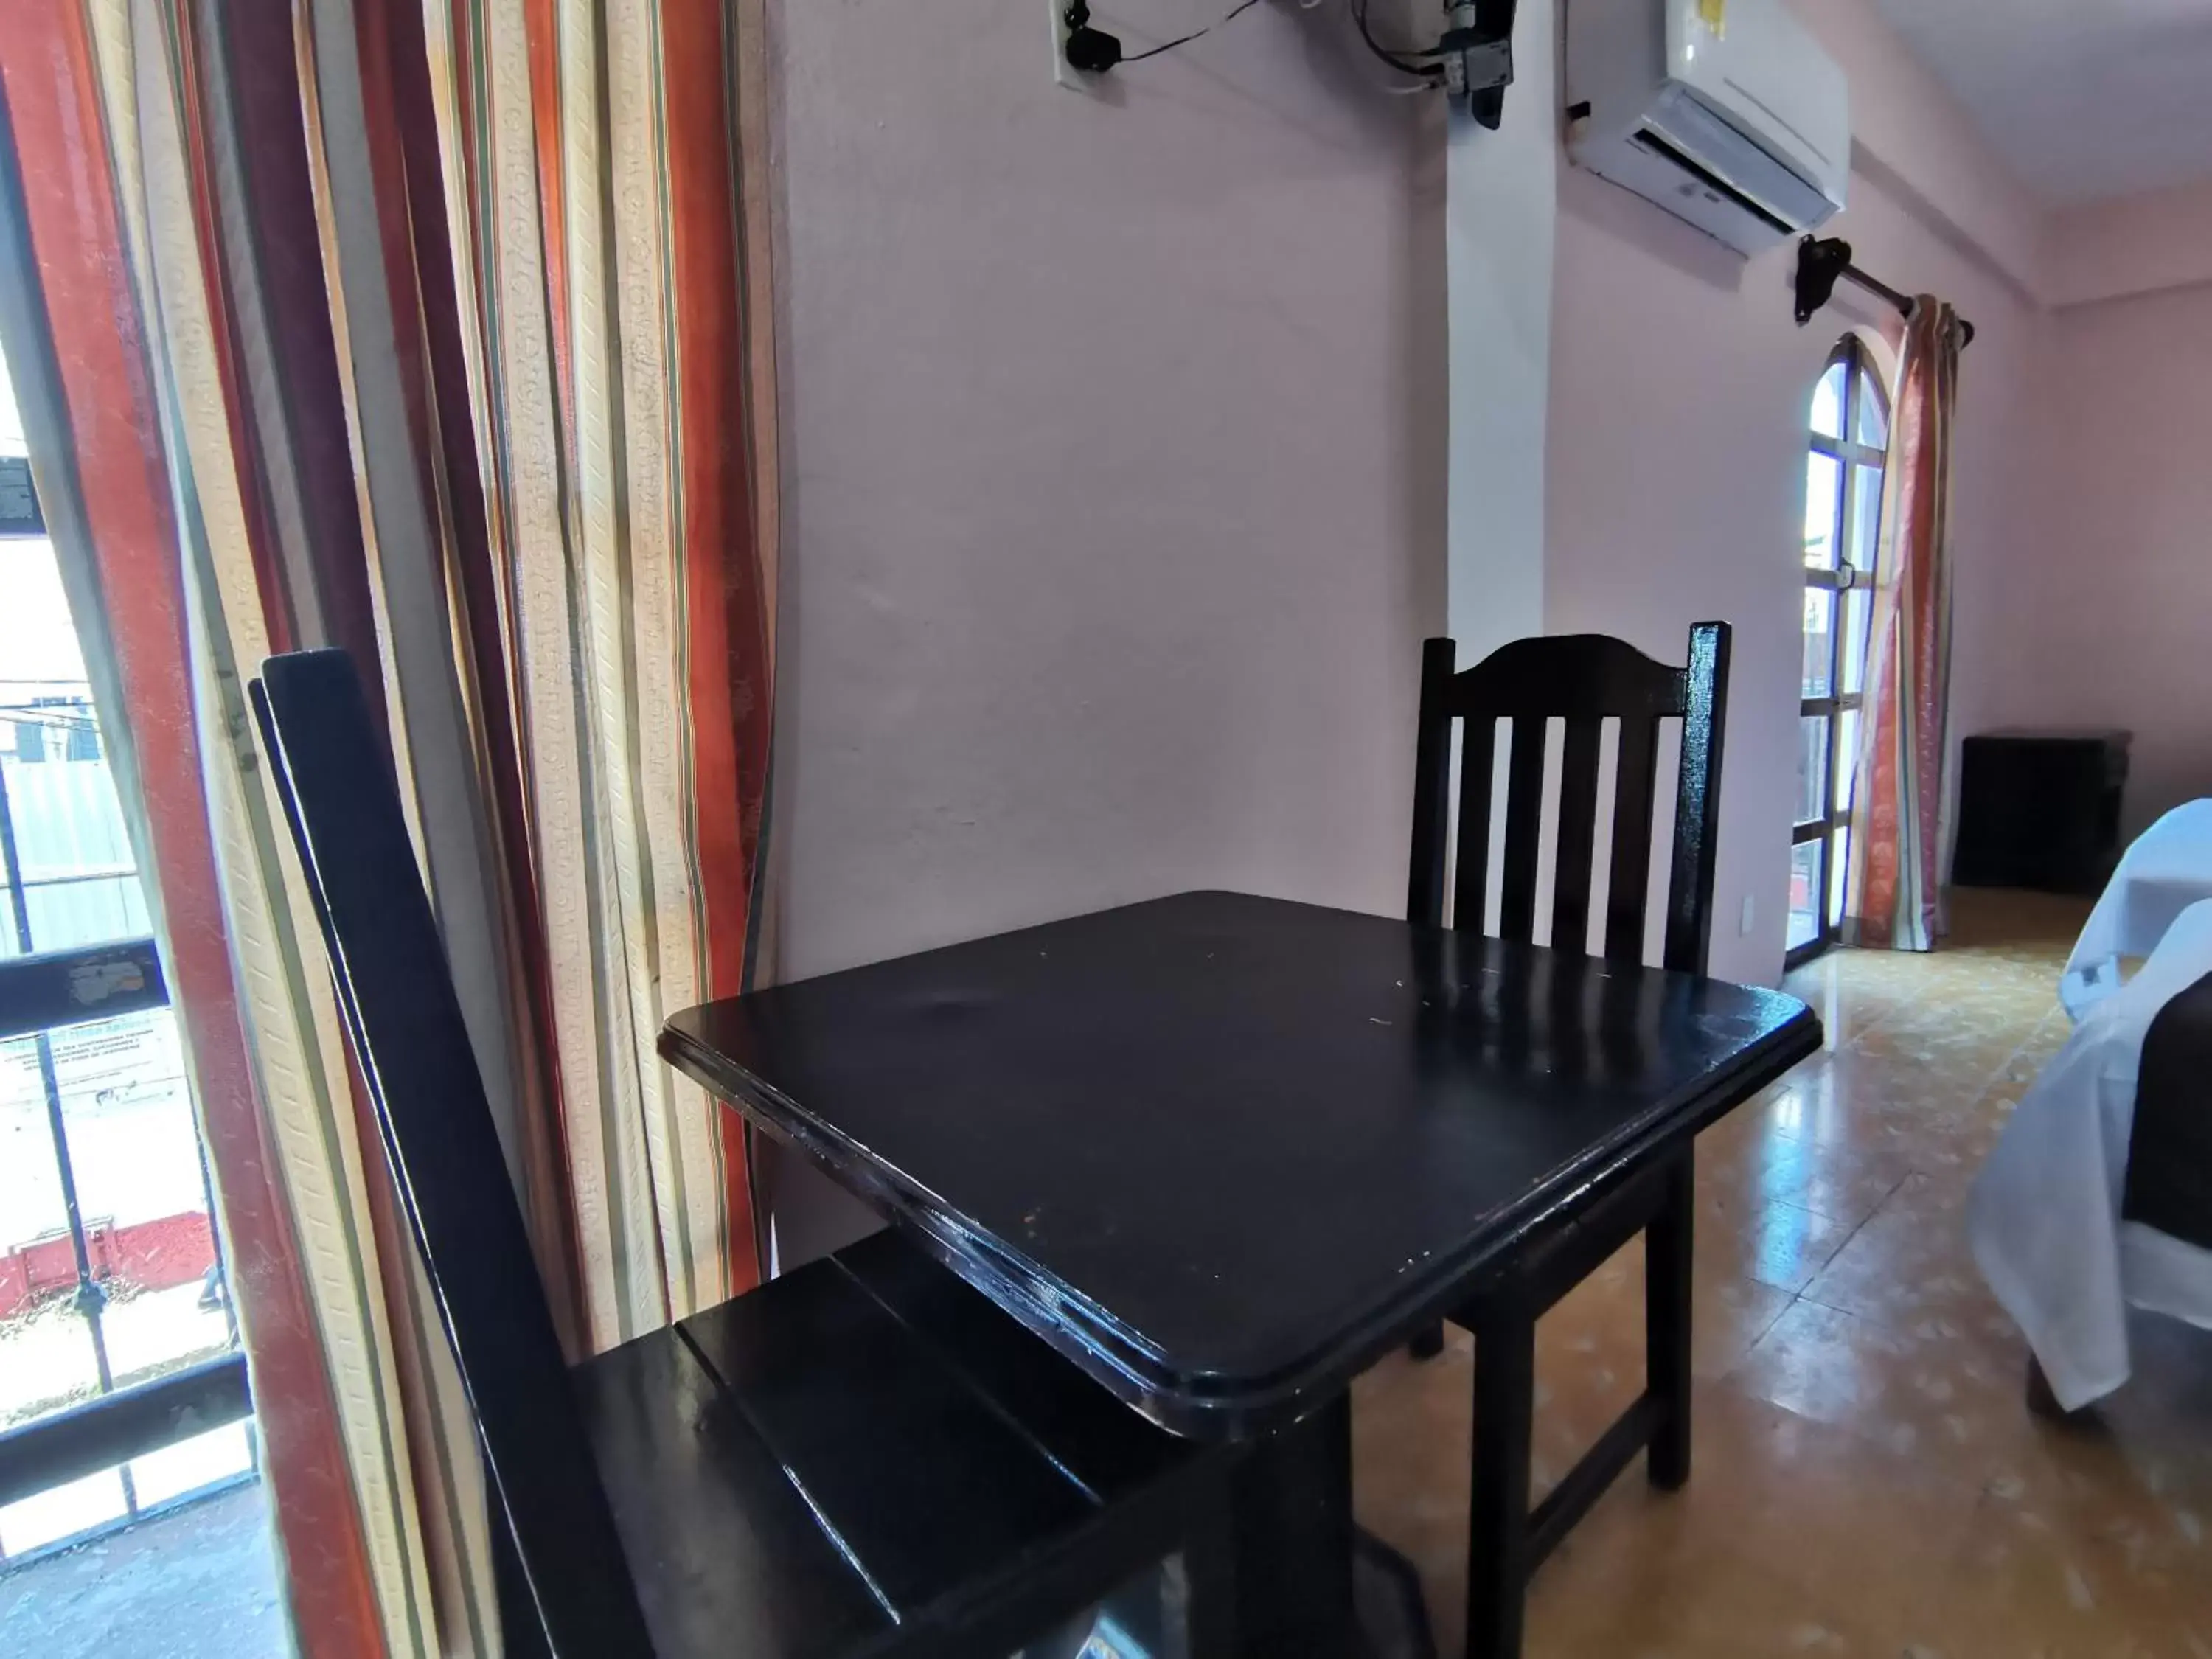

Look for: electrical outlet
[1740,894,1756,936]
[1049,0,1078,88]
[1048,0,1105,93]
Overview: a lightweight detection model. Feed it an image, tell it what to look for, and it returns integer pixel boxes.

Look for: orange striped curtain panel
[1845,299,1962,953]
[0,2,777,1654]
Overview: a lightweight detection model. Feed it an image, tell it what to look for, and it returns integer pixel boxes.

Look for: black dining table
[661,890,1820,1657]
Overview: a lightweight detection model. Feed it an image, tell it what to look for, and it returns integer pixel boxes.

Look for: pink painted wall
[2000,279,2212,836]
[763,0,1441,1252]
[1788,0,2048,300]
[769,0,1435,990]
[1543,0,2046,984]
[759,0,2192,1061]
[2046,180,2212,307]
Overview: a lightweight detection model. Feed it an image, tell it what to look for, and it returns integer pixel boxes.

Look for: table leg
[1231,1394,1357,1657]
[1467,1302,1534,1659]
[1228,1394,1435,1659]
[1645,1153,1694,1491]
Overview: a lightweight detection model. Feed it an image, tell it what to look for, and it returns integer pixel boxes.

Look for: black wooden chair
[1402,625,1731,1659]
[251,648,1240,1659]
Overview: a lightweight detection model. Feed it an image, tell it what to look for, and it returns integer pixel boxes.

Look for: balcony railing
[0,752,252,1556]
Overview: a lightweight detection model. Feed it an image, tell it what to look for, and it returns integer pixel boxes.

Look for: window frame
[1790,335,1889,969]
[0,521,249,1536]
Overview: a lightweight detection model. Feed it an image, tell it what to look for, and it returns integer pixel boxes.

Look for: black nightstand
[1952,728,2130,894]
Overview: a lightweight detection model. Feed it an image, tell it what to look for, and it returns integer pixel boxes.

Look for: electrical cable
[1351,0,1444,80]
[1121,0,1262,61]
[1069,0,1442,89]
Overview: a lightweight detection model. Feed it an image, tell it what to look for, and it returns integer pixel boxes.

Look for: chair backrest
[1407,625,1731,975]
[251,649,654,1658]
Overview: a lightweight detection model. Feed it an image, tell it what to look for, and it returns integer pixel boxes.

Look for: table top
[661,891,1819,1436]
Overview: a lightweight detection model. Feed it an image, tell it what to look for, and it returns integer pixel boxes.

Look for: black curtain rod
[1793,236,1976,349]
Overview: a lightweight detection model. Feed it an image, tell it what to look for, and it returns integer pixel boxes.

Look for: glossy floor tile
[1352,890,2212,1658]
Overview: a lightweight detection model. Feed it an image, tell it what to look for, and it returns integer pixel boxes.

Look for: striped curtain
[0,2,776,1655]
[1845,299,1961,953]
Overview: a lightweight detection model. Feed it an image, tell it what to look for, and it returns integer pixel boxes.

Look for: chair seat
[252,651,1237,1658]
[571,1228,1225,1659]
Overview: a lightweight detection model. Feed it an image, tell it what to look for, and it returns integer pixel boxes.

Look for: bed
[1971,898,2212,1411]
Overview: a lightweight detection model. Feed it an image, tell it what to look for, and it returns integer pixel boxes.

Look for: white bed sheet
[1970,897,2212,1411]
[2061,799,2212,1018]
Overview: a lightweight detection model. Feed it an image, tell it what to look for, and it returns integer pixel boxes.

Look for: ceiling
[1866,0,2212,204]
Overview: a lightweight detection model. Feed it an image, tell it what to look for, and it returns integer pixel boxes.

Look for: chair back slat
[1407,625,1731,973]
[252,649,654,1659]
[1450,712,1497,935]
[1550,716,1604,956]
[1604,716,1663,962]
[1497,721,1548,945]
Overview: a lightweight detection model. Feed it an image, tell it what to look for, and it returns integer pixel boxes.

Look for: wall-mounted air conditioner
[1565,0,1848,255]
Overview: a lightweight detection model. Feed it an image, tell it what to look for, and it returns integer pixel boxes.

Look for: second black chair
[252,647,1242,1659]
[1403,624,1731,1659]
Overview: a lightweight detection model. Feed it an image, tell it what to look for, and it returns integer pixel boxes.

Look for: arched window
[1790,336,1888,965]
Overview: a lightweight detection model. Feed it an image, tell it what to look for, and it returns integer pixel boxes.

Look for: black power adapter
[1062,2,1124,73]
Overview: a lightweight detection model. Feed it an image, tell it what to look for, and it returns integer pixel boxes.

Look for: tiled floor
[1352,890,2212,1658]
